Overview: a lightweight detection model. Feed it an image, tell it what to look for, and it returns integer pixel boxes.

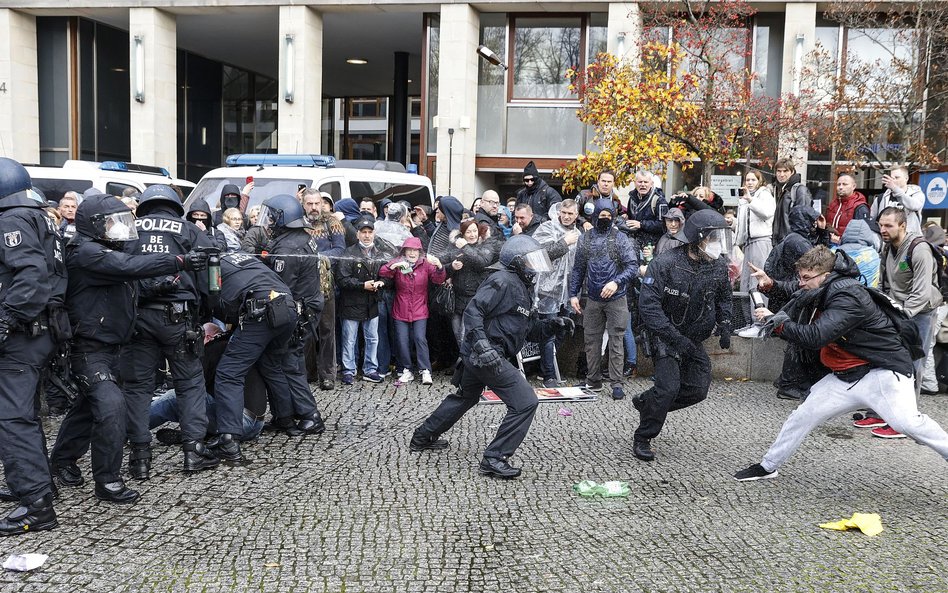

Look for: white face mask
[106,221,133,241]
[702,239,724,260]
[359,241,374,249]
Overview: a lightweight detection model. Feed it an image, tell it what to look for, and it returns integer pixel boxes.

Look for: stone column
[129,8,177,174]
[607,3,642,64]
[779,3,817,177]
[278,6,322,154]
[0,9,40,163]
[434,3,479,203]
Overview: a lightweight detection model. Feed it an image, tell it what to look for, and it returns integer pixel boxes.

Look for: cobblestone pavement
[1,374,945,593]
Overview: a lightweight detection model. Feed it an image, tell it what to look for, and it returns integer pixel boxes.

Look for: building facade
[0,2,937,204]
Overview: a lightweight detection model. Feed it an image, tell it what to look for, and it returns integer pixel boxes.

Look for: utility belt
[140,300,193,325]
[240,290,295,328]
[14,312,48,337]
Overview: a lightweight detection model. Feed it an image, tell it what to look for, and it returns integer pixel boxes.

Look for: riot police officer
[410,235,574,478]
[0,158,67,535]
[122,185,219,479]
[632,209,733,462]
[258,194,325,435]
[207,252,300,462]
[48,194,207,503]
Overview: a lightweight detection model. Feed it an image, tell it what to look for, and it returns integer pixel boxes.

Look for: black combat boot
[287,412,326,436]
[52,463,84,487]
[478,457,522,479]
[633,440,655,462]
[409,427,449,452]
[94,480,140,504]
[128,444,152,480]
[207,433,242,461]
[0,493,57,536]
[183,441,220,472]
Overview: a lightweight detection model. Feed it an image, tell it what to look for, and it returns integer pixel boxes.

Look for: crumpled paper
[818,513,883,537]
[2,554,49,572]
[572,480,630,498]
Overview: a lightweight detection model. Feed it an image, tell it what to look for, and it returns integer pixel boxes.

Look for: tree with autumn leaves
[558,0,808,191]
[800,0,948,172]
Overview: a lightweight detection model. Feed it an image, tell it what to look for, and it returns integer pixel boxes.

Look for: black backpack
[862,285,925,360]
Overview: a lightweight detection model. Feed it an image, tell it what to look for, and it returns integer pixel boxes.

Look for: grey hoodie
[882,230,944,316]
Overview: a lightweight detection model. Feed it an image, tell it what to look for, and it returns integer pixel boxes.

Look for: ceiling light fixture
[346,58,368,65]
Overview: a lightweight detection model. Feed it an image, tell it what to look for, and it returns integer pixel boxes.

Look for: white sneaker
[398,369,415,383]
[421,370,433,385]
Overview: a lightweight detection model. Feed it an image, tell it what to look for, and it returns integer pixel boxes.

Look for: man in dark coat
[770,158,813,244]
[735,247,948,481]
[515,161,561,217]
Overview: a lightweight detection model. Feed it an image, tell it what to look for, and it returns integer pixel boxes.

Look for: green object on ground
[572,480,630,498]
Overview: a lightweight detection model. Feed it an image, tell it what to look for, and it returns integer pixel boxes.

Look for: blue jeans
[623,315,637,366]
[150,391,263,442]
[341,317,380,375]
[377,291,395,373]
[395,318,430,372]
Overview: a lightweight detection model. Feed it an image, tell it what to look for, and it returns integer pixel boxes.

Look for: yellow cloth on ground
[818,513,883,536]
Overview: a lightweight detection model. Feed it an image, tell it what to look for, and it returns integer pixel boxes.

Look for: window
[105,182,136,197]
[511,17,583,100]
[318,181,342,202]
[349,99,387,119]
[348,181,432,208]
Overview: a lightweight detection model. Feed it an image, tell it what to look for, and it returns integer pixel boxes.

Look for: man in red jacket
[826,173,870,244]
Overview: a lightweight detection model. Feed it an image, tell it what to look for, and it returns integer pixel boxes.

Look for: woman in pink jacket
[379,236,447,385]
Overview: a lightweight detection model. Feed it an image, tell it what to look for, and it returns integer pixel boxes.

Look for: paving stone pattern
[1,376,946,593]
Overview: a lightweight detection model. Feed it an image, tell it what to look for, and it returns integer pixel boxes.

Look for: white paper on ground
[3,553,49,572]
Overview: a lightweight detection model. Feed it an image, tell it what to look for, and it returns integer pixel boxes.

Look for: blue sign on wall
[921,172,948,209]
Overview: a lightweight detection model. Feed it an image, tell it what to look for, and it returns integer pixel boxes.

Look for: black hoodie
[188,198,228,252]
[515,161,561,218]
[772,173,813,244]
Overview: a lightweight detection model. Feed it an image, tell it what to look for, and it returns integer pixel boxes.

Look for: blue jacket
[568,225,638,303]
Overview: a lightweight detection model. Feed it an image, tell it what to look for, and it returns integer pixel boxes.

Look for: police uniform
[208,252,299,461]
[0,158,68,534]
[264,224,325,434]
[121,185,218,478]
[412,235,569,478]
[634,237,732,460]
[49,194,201,503]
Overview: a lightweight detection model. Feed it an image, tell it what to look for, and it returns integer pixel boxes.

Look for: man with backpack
[734,246,948,481]
[624,170,668,249]
[857,207,946,438]
[568,198,638,400]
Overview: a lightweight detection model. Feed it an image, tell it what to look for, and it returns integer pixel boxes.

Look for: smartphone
[298,183,307,192]
[246,176,253,184]
[750,290,765,309]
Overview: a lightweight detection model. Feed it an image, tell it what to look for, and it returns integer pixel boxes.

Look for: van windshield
[348,181,432,209]
[185,177,310,211]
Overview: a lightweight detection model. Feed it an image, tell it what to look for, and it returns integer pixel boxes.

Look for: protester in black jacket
[734,247,948,481]
[336,216,397,384]
[516,161,561,216]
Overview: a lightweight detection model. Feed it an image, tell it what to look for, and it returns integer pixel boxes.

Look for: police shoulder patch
[3,231,22,247]
[274,259,285,273]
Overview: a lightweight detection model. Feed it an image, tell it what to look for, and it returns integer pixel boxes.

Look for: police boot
[94,480,141,504]
[478,457,521,479]
[128,444,152,481]
[409,427,449,452]
[182,441,220,472]
[0,493,57,536]
[287,412,326,437]
[207,433,242,462]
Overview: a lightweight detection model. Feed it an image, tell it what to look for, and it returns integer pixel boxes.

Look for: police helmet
[0,157,42,211]
[136,184,184,218]
[682,209,728,244]
[499,234,552,284]
[260,194,309,230]
[75,193,139,243]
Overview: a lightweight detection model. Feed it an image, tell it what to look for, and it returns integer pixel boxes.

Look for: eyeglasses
[482,199,499,205]
[798,272,825,282]
[523,177,536,184]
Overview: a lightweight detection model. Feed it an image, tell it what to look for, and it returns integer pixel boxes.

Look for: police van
[184,154,434,212]
[25,160,196,203]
